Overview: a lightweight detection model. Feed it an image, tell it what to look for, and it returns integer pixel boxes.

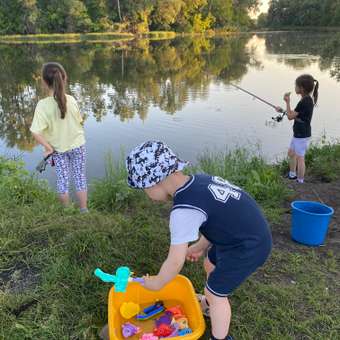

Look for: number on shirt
[208,176,241,203]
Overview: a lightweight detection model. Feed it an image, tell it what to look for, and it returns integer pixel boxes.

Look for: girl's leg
[205,287,231,339]
[296,156,306,183]
[288,148,297,176]
[53,152,70,206]
[69,145,88,210]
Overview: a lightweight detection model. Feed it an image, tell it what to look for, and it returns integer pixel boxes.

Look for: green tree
[206,0,233,27]
[37,0,92,33]
[266,0,340,28]
[83,0,112,31]
[151,0,184,31]
[0,0,39,34]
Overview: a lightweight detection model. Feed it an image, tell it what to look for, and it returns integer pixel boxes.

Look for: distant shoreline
[257,26,340,32]
[1,28,338,45]
[0,30,241,45]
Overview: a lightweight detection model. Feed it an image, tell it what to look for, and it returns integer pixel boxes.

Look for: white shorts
[289,137,311,157]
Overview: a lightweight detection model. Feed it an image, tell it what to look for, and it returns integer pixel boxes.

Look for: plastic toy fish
[122,322,141,338]
[94,266,144,293]
[136,301,165,321]
[175,317,189,330]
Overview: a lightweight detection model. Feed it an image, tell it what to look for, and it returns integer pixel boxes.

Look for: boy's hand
[186,244,205,262]
[283,92,291,103]
[142,275,163,291]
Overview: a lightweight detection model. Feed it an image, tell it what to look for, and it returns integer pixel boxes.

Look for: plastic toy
[94,266,144,293]
[140,333,159,340]
[166,306,184,318]
[122,322,141,338]
[155,312,172,327]
[120,302,140,319]
[136,301,164,321]
[168,323,179,337]
[178,328,193,336]
[175,317,189,330]
[107,275,205,340]
[153,324,173,337]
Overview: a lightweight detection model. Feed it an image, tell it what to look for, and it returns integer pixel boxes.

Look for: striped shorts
[52,145,87,194]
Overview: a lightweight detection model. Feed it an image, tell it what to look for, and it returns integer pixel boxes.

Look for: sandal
[196,293,210,317]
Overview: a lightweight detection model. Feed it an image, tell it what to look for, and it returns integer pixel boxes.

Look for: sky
[251,0,270,18]
[260,0,270,14]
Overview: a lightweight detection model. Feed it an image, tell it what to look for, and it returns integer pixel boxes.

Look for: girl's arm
[284,92,299,121]
[143,243,188,291]
[32,132,54,157]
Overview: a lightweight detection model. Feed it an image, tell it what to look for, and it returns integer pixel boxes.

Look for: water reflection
[265,32,340,79]
[0,32,340,152]
[0,36,254,150]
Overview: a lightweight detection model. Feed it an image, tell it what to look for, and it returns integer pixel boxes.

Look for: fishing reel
[272,110,287,123]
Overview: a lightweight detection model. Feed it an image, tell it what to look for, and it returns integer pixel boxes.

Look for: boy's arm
[193,234,211,250]
[143,243,188,291]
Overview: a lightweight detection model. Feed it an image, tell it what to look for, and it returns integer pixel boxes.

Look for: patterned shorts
[52,145,87,194]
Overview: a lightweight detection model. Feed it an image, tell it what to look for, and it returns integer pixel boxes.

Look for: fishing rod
[229,83,286,122]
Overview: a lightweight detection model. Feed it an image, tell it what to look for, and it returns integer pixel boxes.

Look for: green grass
[0,31,177,45]
[194,148,292,222]
[0,147,339,339]
[305,142,340,182]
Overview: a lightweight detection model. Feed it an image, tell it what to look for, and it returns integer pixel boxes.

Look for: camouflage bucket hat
[126,141,189,189]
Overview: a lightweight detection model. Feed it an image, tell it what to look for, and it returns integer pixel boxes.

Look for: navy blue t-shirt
[293,96,314,138]
[172,174,272,255]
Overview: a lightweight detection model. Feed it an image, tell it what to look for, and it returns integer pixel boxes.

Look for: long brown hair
[42,62,67,119]
[296,74,319,105]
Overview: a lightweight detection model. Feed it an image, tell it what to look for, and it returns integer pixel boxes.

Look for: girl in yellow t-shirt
[30,62,88,212]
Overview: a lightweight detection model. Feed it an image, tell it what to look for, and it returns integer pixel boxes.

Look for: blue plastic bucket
[291,201,334,246]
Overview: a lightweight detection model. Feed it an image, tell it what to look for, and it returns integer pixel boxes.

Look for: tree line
[0,0,259,35]
[258,0,340,28]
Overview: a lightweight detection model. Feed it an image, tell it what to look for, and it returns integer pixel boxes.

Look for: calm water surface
[0,32,340,185]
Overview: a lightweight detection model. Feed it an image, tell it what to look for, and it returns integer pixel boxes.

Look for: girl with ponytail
[276,74,319,184]
[30,62,88,212]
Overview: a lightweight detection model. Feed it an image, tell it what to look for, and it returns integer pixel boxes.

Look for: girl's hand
[186,244,205,262]
[275,106,284,113]
[142,275,163,291]
[44,146,54,158]
[283,92,291,103]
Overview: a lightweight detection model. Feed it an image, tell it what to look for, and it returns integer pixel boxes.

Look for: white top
[169,208,207,245]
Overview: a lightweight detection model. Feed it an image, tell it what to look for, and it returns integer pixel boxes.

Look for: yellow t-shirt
[30,95,85,153]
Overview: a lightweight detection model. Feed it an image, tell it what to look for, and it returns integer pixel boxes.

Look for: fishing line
[229,83,287,122]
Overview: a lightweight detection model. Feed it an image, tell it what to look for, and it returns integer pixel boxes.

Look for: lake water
[0,32,340,185]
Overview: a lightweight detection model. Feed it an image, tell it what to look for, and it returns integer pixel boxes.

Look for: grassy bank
[0,144,339,339]
[0,31,177,45]
[0,30,241,45]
